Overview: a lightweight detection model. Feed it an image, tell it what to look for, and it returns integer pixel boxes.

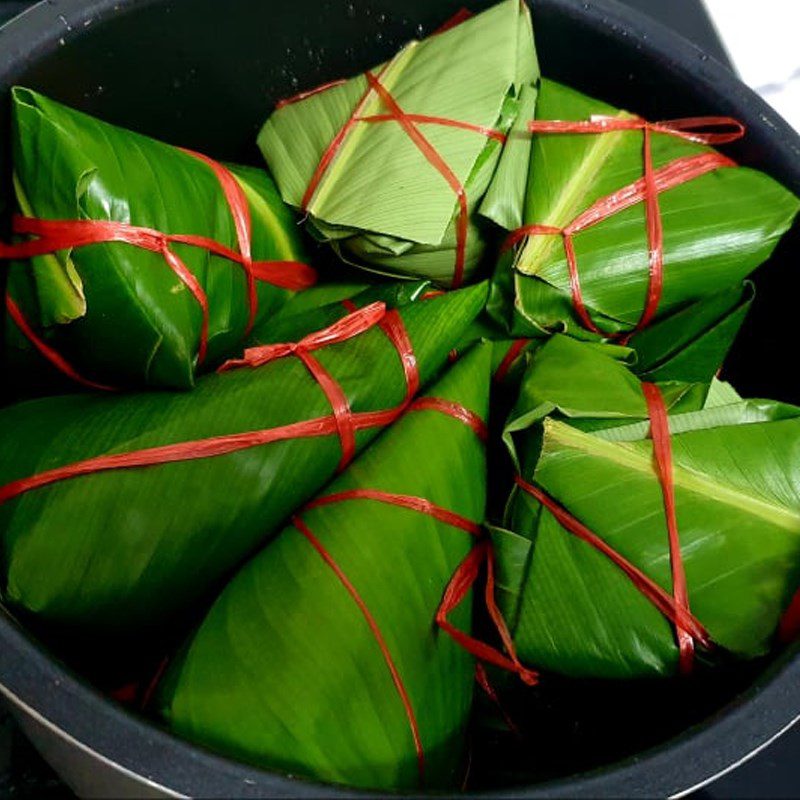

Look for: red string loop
[508,113,745,340]
[528,114,746,145]
[219,302,386,470]
[436,539,539,686]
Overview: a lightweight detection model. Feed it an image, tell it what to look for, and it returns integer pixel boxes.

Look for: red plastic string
[356,113,507,143]
[275,78,348,109]
[436,539,539,686]
[220,302,386,469]
[514,476,711,649]
[0,306,420,505]
[493,338,532,383]
[528,114,745,145]
[180,148,257,334]
[292,515,426,785]
[340,299,420,405]
[219,302,385,370]
[408,396,488,441]
[779,588,800,644]
[300,63,393,211]
[433,7,474,35]
[505,113,745,340]
[140,656,171,711]
[290,395,488,783]
[364,70,470,289]
[4,295,116,393]
[305,489,482,534]
[642,382,694,673]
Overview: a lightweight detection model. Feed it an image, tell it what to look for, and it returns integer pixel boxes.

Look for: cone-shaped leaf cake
[257,0,538,287]
[0,285,486,631]
[489,79,799,351]
[495,337,800,679]
[158,345,491,790]
[3,88,312,394]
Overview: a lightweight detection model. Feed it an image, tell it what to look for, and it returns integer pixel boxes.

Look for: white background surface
[704,0,800,129]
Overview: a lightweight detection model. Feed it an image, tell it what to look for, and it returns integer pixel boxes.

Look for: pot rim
[1,0,800,796]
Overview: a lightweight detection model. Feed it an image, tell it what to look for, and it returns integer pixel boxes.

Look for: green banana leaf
[488,78,799,339]
[158,344,491,790]
[0,284,487,632]
[4,88,309,392]
[628,281,754,383]
[495,336,800,678]
[249,279,433,345]
[257,0,538,286]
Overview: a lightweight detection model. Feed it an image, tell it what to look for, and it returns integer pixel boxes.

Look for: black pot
[1,0,799,797]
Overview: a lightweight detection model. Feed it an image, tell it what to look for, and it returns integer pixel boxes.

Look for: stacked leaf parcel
[2,88,315,395]
[1,0,800,793]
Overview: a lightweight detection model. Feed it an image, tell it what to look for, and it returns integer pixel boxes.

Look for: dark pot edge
[1,0,800,796]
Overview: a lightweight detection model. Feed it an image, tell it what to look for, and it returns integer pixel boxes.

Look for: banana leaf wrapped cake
[257,0,538,288]
[494,336,800,679]
[488,78,799,373]
[2,88,315,394]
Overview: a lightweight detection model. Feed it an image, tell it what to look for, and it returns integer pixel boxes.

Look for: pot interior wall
[1,0,799,791]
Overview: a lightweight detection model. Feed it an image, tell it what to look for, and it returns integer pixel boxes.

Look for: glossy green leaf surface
[490,79,799,337]
[250,279,432,346]
[628,281,754,383]
[497,338,800,678]
[257,0,538,284]
[0,284,487,631]
[4,88,308,391]
[159,344,490,790]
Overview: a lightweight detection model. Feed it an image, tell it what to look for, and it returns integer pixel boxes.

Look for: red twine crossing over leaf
[514,476,711,654]
[1,149,317,389]
[514,382,711,671]
[436,538,539,687]
[289,60,506,290]
[219,302,387,470]
[4,295,117,393]
[503,115,745,342]
[493,338,532,384]
[642,381,695,674]
[291,394,489,787]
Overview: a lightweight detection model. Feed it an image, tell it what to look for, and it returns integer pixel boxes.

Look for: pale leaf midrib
[544,420,800,532]
[309,43,417,216]
[516,110,634,277]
